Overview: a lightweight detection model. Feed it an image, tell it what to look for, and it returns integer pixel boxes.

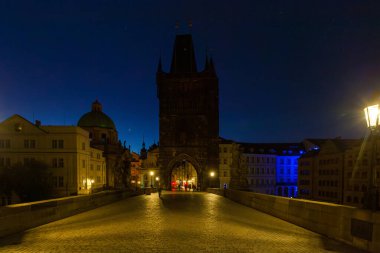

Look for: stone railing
[208,188,380,253]
[0,190,141,238]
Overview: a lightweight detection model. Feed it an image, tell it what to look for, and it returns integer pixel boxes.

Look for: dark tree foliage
[0,160,52,202]
[0,166,13,195]
[115,152,131,189]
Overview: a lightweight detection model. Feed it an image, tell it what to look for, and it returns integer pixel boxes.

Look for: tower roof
[78,100,116,130]
[170,34,197,73]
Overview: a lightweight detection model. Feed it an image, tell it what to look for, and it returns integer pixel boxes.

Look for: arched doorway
[171,160,198,191]
[166,153,201,191]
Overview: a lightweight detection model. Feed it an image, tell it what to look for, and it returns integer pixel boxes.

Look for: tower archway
[165,153,202,191]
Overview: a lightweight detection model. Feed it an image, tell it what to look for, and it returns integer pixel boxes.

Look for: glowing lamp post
[363,104,380,210]
[210,171,215,188]
[155,176,159,188]
[150,171,154,188]
[364,104,380,130]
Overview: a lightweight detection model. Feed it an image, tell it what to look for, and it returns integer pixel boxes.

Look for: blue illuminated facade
[276,154,301,198]
[242,143,304,198]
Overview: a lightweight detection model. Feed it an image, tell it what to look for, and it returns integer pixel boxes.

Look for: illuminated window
[58,158,64,168]
[52,158,64,168]
[52,140,64,149]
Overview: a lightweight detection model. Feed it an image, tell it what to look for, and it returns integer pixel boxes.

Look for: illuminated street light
[210,171,215,188]
[363,103,380,210]
[150,171,154,188]
[155,176,160,188]
[364,104,380,130]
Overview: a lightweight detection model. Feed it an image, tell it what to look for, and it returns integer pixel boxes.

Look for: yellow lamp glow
[210,171,215,177]
[364,104,380,129]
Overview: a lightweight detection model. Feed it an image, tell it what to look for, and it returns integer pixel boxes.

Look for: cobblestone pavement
[0,192,366,253]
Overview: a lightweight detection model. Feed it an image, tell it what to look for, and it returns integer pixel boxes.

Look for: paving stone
[0,192,365,253]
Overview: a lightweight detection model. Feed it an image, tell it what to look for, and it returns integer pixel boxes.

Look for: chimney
[35,120,41,127]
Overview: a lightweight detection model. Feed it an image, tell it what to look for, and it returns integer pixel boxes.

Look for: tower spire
[170,34,197,73]
[209,56,216,74]
[140,136,147,159]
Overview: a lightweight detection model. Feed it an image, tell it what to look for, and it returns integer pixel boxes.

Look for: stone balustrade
[208,188,380,253]
[0,190,140,238]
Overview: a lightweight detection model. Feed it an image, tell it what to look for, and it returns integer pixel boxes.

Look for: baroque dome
[77,100,116,130]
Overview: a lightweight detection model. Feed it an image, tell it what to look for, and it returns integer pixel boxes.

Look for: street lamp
[210,171,215,188]
[363,104,380,210]
[150,171,154,188]
[155,176,159,188]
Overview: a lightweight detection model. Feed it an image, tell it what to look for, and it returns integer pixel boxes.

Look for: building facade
[343,138,379,208]
[298,150,319,199]
[140,144,159,188]
[297,138,370,207]
[157,34,219,190]
[0,114,106,199]
[240,143,303,197]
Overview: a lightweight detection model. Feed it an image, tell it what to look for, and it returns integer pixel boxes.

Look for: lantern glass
[364,104,380,128]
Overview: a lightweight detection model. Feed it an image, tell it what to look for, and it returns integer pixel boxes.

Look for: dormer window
[14,123,22,132]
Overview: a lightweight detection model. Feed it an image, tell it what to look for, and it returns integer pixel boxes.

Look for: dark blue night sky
[1,0,380,151]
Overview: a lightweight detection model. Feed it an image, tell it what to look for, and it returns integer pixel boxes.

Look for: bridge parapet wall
[208,188,380,253]
[0,190,140,238]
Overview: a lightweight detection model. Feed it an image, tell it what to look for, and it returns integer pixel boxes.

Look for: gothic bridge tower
[157,34,219,190]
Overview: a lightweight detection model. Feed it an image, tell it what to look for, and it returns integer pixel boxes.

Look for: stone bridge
[0,190,370,253]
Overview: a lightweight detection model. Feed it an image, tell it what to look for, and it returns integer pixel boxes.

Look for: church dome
[77,100,116,130]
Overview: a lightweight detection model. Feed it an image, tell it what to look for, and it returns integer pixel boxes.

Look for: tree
[5,160,52,202]
[0,166,13,196]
